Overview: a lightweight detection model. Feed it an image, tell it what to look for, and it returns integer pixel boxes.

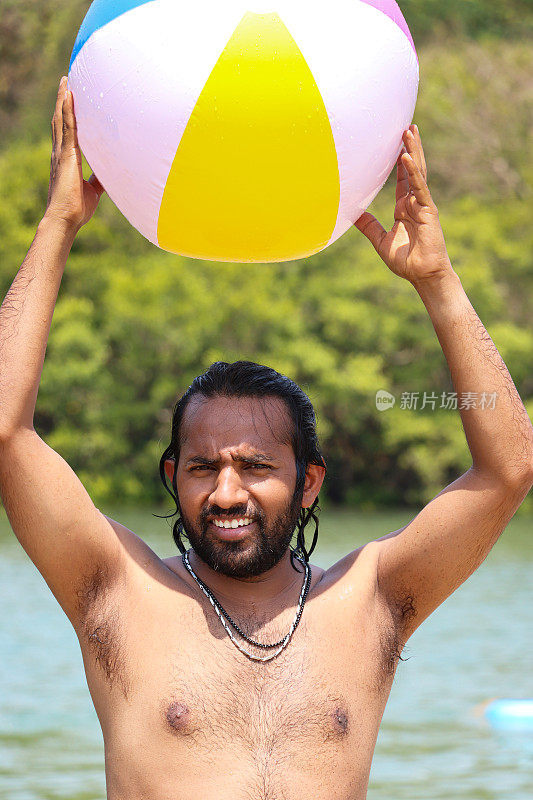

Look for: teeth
[213,517,252,529]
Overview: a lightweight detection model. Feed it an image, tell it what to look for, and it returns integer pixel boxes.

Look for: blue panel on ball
[69,0,156,70]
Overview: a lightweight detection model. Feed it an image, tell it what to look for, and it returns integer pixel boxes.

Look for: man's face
[173,394,302,578]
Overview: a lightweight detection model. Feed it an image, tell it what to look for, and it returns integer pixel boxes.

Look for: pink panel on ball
[359,0,416,57]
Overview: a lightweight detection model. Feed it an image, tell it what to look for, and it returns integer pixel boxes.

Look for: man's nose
[209,466,248,509]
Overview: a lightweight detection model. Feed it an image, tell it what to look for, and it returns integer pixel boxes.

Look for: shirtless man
[1,77,532,800]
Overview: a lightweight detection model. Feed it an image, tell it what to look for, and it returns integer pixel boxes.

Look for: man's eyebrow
[231,452,276,464]
[185,452,276,467]
[185,456,218,466]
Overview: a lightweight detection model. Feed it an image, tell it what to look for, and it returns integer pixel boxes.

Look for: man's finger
[403,127,421,178]
[404,125,427,181]
[61,89,79,149]
[52,76,67,147]
[412,124,427,179]
[354,211,387,254]
[396,148,409,202]
[88,173,105,197]
[401,152,432,207]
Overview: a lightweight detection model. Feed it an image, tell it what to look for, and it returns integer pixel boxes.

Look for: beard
[179,487,304,578]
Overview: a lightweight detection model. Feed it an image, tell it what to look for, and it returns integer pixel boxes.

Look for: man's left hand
[354,125,453,285]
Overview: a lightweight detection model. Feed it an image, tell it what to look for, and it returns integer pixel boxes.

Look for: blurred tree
[418,41,533,203]
[401,0,533,40]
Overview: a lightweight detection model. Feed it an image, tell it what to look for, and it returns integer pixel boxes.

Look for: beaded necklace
[182,550,311,662]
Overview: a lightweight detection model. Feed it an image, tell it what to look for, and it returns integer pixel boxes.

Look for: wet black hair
[155,360,325,571]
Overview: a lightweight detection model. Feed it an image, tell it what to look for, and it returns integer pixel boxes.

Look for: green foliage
[0,13,531,512]
[401,0,533,40]
[418,41,533,204]
[0,1,87,143]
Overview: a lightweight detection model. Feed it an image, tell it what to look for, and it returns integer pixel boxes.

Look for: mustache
[199,503,264,524]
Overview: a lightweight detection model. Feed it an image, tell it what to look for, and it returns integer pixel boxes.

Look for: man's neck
[186,548,306,610]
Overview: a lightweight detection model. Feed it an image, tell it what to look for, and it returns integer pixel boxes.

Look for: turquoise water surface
[0,507,531,799]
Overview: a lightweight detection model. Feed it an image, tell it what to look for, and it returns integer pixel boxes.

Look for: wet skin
[76,396,406,800]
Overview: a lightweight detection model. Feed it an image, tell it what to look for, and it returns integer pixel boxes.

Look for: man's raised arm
[355,125,533,639]
[0,77,140,629]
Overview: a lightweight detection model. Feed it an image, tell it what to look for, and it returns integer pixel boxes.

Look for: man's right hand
[45,75,105,232]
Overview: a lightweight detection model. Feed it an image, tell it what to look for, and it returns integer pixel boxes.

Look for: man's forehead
[180,394,293,452]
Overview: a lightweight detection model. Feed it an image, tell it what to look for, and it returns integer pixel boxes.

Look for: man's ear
[164,458,176,484]
[301,463,326,508]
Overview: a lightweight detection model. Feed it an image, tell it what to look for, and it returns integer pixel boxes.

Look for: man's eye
[246,463,272,470]
[190,465,213,471]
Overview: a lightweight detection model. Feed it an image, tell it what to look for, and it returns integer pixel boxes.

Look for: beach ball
[68,0,418,263]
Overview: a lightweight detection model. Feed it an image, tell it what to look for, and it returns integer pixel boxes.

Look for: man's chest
[79,572,399,760]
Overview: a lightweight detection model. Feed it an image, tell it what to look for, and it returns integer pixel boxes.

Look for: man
[0,77,531,800]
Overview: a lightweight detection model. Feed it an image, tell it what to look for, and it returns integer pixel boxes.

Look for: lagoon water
[0,506,531,799]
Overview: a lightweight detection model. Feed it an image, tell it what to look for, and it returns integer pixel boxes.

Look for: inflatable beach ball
[68,0,418,263]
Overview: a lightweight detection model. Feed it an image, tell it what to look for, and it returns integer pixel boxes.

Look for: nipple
[166,701,192,732]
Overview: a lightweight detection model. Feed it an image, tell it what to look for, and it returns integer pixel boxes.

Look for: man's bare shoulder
[96,515,191,598]
[322,539,416,625]
[320,541,381,592]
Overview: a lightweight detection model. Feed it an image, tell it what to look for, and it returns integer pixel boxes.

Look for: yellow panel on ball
[157,12,340,263]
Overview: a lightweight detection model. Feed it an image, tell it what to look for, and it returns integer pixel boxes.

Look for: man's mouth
[211,517,253,529]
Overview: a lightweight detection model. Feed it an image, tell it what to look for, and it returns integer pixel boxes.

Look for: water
[0,506,531,799]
